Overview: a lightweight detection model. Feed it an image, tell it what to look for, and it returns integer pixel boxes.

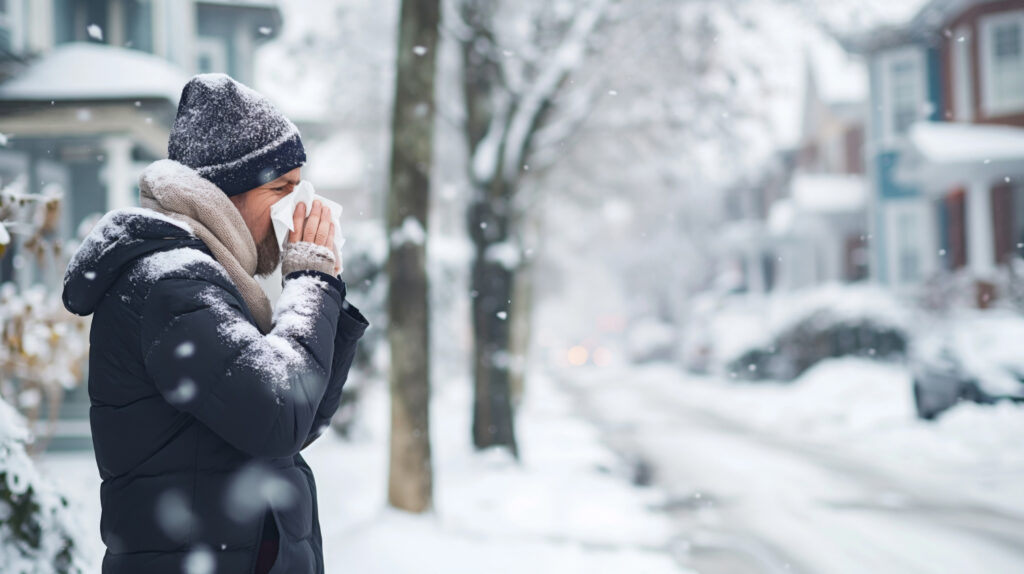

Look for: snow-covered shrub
[0,396,90,573]
[0,283,91,453]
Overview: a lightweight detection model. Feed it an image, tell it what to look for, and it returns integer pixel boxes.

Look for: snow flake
[87,24,103,41]
[496,310,508,320]
[413,45,428,56]
[175,341,195,358]
[167,378,197,404]
[184,544,214,574]
[484,242,521,270]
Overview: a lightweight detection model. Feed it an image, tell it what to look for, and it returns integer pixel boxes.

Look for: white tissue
[270,180,346,272]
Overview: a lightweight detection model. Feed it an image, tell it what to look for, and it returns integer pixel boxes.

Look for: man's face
[230,167,301,277]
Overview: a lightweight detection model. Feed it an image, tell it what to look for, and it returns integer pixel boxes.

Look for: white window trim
[0,0,24,52]
[979,9,1024,117]
[952,25,974,121]
[877,46,927,147]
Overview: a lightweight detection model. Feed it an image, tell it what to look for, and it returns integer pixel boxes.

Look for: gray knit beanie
[167,73,306,196]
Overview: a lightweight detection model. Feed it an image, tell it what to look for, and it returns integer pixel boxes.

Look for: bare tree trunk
[386,0,440,513]
[458,0,607,457]
[467,194,519,457]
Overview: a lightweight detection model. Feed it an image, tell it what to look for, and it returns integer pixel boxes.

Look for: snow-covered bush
[0,396,90,573]
[0,283,91,452]
[0,178,94,572]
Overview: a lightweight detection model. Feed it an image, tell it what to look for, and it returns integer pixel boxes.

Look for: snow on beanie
[167,73,306,197]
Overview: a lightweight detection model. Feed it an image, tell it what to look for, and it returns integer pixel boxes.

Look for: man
[62,73,368,574]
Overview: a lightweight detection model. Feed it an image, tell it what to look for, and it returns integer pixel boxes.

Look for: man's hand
[290,200,340,275]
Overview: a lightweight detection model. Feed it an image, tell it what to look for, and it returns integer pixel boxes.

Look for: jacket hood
[62,207,204,316]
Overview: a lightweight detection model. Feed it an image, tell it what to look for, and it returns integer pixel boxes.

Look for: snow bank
[0,396,95,573]
[908,121,1024,165]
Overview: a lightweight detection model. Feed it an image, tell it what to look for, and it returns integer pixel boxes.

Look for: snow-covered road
[555,361,1024,574]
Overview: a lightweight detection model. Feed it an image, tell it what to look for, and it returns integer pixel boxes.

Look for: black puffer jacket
[62,208,368,574]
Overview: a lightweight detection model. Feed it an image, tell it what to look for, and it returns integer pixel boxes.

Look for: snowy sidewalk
[304,369,692,573]
[36,367,693,573]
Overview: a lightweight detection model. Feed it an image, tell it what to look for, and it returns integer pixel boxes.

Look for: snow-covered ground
[556,359,1024,574]
[35,368,691,573]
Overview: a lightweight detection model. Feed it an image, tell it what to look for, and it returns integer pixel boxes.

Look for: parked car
[910,312,1024,420]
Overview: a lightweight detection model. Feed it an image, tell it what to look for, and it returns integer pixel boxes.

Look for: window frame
[878,46,927,145]
[979,9,1024,117]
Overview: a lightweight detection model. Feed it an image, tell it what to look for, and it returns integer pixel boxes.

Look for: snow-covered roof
[896,121,1024,189]
[790,172,867,214]
[0,43,190,103]
[844,0,987,53]
[197,0,279,8]
[908,121,1024,164]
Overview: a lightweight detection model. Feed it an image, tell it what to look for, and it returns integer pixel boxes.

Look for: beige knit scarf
[138,159,274,334]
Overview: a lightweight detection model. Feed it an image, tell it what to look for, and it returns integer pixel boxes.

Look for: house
[718,47,869,295]
[848,0,1024,299]
[0,0,283,451]
[768,53,870,290]
[0,0,282,287]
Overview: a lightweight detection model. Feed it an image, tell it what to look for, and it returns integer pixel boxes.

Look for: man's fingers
[327,222,340,273]
[289,203,305,243]
[314,206,332,247]
[302,200,322,243]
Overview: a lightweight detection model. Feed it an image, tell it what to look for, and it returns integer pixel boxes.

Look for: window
[891,60,920,135]
[880,48,925,143]
[54,0,108,45]
[125,0,154,53]
[0,0,15,52]
[981,11,1024,115]
[53,0,152,53]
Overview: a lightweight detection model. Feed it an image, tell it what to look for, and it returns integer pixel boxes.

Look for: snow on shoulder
[132,247,228,284]
[66,207,194,280]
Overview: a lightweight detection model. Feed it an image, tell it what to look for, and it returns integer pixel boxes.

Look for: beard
[254,228,281,277]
